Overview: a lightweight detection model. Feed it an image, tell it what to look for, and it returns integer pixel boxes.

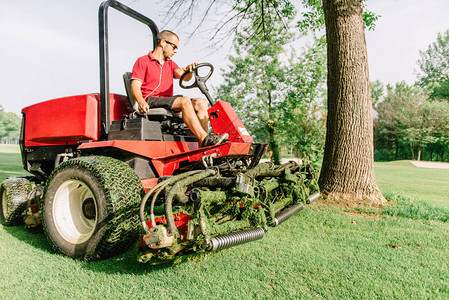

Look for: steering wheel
[179,63,214,89]
[179,63,215,105]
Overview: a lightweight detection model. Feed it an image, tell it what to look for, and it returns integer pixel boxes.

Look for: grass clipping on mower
[138,160,319,265]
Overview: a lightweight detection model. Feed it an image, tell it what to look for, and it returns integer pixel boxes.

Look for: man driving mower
[130,30,228,147]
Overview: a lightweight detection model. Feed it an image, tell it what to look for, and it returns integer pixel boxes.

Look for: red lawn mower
[0,0,319,264]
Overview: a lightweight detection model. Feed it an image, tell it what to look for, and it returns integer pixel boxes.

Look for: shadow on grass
[79,246,173,275]
[2,224,176,274]
[80,246,213,274]
[3,225,54,254]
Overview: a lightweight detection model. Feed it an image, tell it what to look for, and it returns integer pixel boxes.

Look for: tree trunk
[267,89,280,164]
[409,143,415,160]
[268,127,280,164]
[394,140,399,160]
[319,0,385,205]
[417,148,422,161]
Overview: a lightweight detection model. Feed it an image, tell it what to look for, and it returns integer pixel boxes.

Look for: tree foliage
[417,29,449,101]
[371,80,384,106]
[278,38,326,164]
[297,0,379,33]
[216,3,326,165]
[0,105,21,144]
[216,7,293,163]
[375,82,449,161]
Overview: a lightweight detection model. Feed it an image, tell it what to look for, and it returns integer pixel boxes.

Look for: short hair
[157,30,179,45]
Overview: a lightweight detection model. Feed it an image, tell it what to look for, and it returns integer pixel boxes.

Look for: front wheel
[0,178,31,226]
[42,156,144,260]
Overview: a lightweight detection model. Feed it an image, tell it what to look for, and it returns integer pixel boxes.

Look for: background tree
[216,2,296,164]
[0,105,21,144]
[370,80,384,107]
[278,38,327,166]
[216,3,327,166]
[417,29,449,101]
[318,0,384,204]
[375,82,449,161]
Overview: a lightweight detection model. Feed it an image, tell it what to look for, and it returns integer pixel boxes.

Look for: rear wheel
[42,156,144,260]
[0,178,31,226]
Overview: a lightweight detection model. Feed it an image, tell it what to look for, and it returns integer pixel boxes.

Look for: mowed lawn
[1,145,448,299]
[0,144,28,182]
[375,160,449,209]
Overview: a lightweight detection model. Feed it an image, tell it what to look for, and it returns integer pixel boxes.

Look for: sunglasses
[164,40,178,50]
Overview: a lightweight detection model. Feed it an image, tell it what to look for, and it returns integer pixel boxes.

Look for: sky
[1,0,449,115]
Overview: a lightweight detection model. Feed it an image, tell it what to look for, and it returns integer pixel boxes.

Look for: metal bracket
[201,152,218,168]
[54,153,74,168]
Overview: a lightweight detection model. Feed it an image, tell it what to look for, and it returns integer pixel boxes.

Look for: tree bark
[394,140,399,160]
[267,89,280,164]
[409,143,415,160]
[319,0,385,205]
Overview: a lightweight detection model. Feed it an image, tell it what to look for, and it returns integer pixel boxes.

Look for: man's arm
[131,79,150,114]
[174,62,198,80]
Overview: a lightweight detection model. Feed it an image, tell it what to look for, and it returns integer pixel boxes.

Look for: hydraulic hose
[165,168,218,236]
[140,181,167,233]
[150,170,203,227]
[139,170,202,233]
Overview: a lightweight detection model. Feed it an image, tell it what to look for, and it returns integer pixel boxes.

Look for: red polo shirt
[131,51,180,99]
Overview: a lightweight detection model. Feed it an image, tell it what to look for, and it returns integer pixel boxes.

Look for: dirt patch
[345,210,383,219]
[314,191,388,209]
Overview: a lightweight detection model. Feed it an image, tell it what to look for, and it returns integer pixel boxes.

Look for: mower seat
[122,72,182,122]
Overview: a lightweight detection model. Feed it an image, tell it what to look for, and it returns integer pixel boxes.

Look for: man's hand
[131,79,149,114]
[174,62,199,80]
[176,62,198,81]
[182,62,198,74]
[138,101,149,114]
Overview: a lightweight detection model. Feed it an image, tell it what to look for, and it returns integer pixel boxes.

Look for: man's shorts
[146,95,183,112]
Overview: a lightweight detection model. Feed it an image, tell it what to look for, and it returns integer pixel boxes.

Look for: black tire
[0,178,32,226]
[42,156,144,260]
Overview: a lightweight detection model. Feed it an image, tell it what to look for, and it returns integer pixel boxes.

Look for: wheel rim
[53,180,97,244]
[2,189,7,218]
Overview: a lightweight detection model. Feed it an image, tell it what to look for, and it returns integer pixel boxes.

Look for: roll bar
[98,0,159,138]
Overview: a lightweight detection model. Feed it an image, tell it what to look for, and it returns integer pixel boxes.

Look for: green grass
[0,145,28,182]
[1,147,448,299]
[375,160,449,209]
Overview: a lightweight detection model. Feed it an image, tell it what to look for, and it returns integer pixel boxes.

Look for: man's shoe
[201,133,229,147]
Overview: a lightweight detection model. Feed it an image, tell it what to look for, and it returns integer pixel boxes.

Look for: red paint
[21,93,132,147]
[22,94,100,147]
[79,140,252,176]
[30,204,39,214]
[141,178,159,192]
[208,100,254,143]
[146,212,193,240]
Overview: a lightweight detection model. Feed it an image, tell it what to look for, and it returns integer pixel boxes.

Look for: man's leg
[172,96,208,144]
[191,98,208,133]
